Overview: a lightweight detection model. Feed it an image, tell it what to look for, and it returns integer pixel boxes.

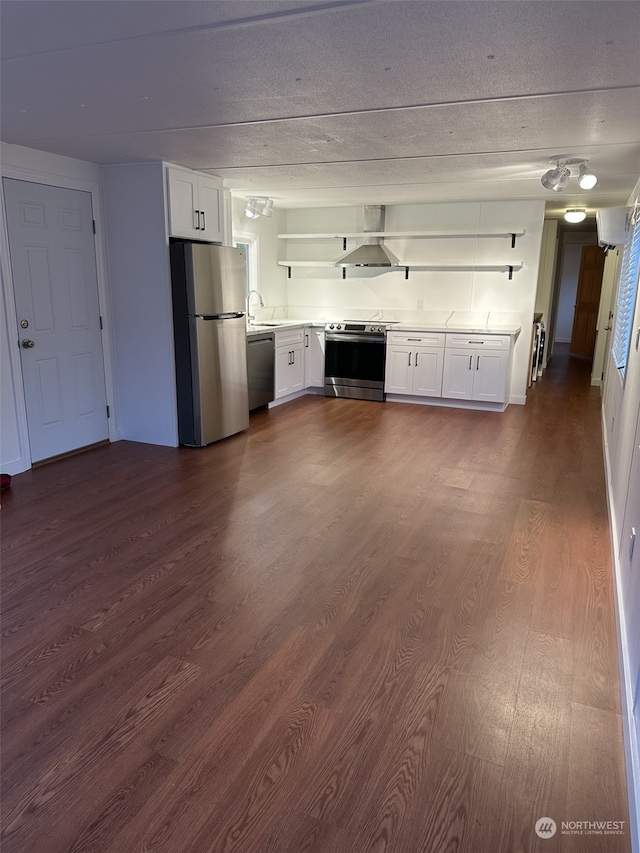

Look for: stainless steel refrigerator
[170,242,249,446]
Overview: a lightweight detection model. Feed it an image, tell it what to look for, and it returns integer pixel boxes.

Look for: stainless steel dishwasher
[247,333,275,411]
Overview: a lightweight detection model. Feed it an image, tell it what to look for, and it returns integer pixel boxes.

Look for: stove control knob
[329,323,334,329]
[337,324,342,330]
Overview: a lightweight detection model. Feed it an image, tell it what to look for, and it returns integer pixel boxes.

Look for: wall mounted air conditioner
[596,207,633,249]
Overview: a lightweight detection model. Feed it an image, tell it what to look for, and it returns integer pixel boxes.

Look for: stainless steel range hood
[335,205,399,267]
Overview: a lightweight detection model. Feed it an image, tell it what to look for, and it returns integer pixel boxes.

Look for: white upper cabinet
[167,166,223,243]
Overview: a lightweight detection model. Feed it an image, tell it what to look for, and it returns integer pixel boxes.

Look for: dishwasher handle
[247,334,275,346]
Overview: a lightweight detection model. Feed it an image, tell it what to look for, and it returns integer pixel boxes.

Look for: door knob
[21,339,35,348]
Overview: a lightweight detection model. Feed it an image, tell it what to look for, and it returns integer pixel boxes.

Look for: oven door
[324,332,386,397]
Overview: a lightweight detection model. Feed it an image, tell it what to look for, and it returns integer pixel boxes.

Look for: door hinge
[106,405,110,418]
[99,315,103,330]
[92,220,96,234]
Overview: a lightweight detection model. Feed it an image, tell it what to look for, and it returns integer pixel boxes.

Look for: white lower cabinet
[274,329,305,399]
[304,327,325,388]
[385,332,445,397]
[442,334,510,403]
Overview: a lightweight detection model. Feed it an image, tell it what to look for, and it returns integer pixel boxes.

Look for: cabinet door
[442,349,475,399]
[275,344,304,398]
[275,346,292,399]
[385,345,413,393]
[290,343,305,393]
[304,328,325,388]
[197,175,223,243]
[167,168,199,239]
[473,350,509,403]
[413,346,444,397]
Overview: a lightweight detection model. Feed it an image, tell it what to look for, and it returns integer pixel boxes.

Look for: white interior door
[3,178,108,463]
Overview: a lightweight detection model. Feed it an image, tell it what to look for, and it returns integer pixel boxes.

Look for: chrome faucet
[246,289,264,323]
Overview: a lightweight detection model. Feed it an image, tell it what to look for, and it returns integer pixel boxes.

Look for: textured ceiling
[1,0,639,215]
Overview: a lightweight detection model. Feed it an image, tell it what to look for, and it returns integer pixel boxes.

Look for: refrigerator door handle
[199,312,245,320]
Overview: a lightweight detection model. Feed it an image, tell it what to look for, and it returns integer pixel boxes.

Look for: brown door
[570,245,606,358]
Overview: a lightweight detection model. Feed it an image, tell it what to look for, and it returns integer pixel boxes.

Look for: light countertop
[247,315,521,337]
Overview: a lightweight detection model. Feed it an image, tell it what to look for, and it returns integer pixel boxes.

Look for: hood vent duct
[335,205,399,267]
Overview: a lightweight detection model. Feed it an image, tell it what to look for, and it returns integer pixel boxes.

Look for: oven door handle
[326,333,385,344]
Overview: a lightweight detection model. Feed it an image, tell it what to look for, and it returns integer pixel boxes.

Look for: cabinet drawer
[387,331,445,347]
[445,333,511,351]
[274,328,304,347]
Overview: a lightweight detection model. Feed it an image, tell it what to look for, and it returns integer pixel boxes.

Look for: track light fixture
[541,164,570,192]
[541,157,598,193]
[244,198,260,219]
[564,209,587,223]
[243,197,274,219]
[578,162,598,190]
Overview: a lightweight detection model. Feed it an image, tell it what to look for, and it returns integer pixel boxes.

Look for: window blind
[612,207,640,375]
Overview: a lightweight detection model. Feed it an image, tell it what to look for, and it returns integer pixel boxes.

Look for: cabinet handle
[631,527,636,562]
[408,352,412,367]
[292,350,295,364]
[415,352,419,366]
[305,333,309,347]
[476,355,480,370]
[194,209,200,230]
[469,355,472,370]
[201,210,206,231]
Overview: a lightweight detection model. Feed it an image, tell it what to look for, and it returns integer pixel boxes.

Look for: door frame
[546,223,598,365]
[0,146,119,474]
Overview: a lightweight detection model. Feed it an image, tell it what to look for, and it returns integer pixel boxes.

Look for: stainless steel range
[324,321,388,401]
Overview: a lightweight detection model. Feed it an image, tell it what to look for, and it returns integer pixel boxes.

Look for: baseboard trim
[32,439,110,469]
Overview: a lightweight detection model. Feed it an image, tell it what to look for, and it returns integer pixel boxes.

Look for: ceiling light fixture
[244,198,260,219]
[541,162,571,192]
[541,157,598,193]
[578,161,598,190]
[243,197,274,219]
[564,208,587,223]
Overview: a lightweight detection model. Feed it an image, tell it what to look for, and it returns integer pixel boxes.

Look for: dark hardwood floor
[1,345,631,852]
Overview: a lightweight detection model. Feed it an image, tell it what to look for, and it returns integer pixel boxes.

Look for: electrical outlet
[417,299,424,310]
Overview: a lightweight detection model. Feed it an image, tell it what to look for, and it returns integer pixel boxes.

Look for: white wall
[102,162,177,447]
[231,197,287,314]
[0,143,117,474]
[279,199,545,404]
[602,177,640,853]
[555,244,581,342]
